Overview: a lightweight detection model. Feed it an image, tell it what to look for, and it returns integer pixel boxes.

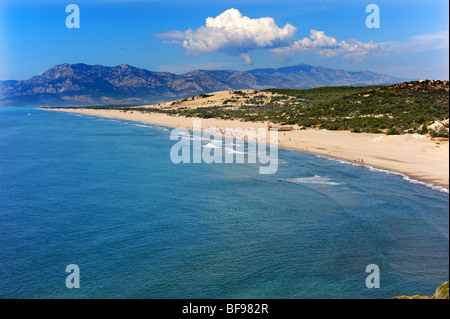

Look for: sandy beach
[43,107,450,189]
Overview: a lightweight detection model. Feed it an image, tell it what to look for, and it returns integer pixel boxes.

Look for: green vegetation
[264,86,379,106]
[232,90,248,97]
[264,81,449,135]
[83,80,449,137]
[393,281,449,299]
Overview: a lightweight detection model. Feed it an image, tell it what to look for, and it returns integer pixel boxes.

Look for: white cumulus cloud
[239,53,253,66]
[158,9,384,64]
[157,8,297,63]
[272,30,380,62]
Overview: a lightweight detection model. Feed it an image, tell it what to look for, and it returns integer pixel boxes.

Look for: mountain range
[0,63,406,107]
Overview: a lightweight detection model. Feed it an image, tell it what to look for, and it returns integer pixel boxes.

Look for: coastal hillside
[99,80,449,137]
[394,281,449,299]
[0,63,404,107]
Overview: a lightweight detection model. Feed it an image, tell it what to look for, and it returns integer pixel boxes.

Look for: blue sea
[0,107,448,299]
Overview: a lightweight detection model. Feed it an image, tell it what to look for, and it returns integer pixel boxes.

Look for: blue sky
[0,0,448,80]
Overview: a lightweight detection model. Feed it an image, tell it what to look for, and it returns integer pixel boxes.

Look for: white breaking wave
[401,175,449,194]
[132,123,152,128]
[182,135,210,142]
[282,175,343,186]
[203,143,221,149]
[225,148,246,154]
[314,154,450,194]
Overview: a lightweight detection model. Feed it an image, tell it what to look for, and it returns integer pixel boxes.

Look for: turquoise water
[0,107,448,299]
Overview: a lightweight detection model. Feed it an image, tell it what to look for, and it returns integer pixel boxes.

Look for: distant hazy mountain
[0,63,406,106]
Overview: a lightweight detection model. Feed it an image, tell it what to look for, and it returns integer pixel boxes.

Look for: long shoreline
[41,107,450,190]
